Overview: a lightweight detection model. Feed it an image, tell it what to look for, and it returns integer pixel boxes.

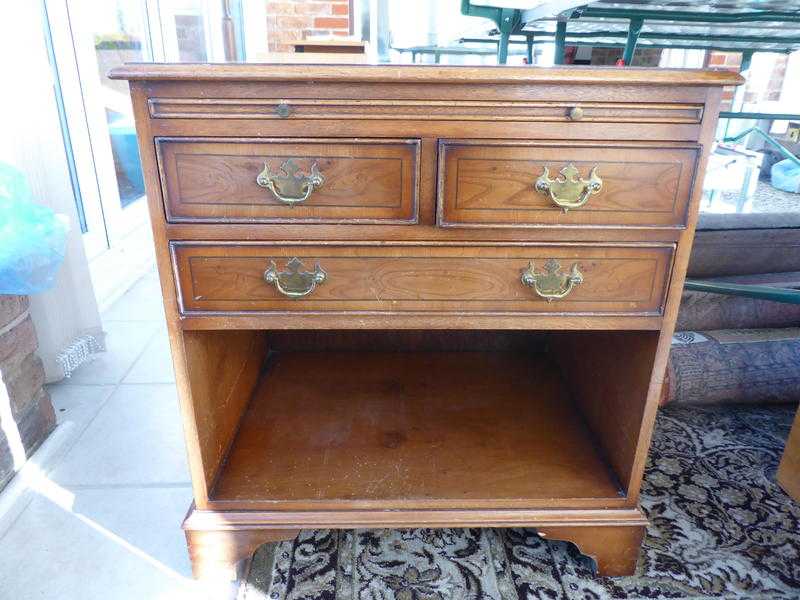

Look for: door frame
[43,0,270,262]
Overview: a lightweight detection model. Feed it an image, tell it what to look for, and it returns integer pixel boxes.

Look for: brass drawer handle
[535,164,602,212]
[264,258,326,298]
[521,259,583,302]
[256,159,324,205]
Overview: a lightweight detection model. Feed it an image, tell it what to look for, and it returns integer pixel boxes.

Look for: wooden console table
[111,63,740,580]
[779,407,800,501]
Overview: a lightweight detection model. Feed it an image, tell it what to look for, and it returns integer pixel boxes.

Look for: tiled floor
[0,269,227,599]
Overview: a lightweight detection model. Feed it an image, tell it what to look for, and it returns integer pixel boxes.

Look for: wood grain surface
[778,407,800,502]
[173,243,673,316]
[210,350,624,510]
[157,138,419,223]
[149,98,702,123]
[111,63,736,580]
[439,140,698,228]
[109,63,743,86]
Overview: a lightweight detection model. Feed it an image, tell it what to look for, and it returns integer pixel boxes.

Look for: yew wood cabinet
[111,64,741,580]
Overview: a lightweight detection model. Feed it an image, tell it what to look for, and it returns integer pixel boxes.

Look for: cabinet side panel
[128,82,215,506]
[777,407,800,501]
[182,330,268,497]
[624,86,725,501]
[551,331,659,494]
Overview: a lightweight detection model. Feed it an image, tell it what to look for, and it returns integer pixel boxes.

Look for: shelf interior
[209,346,626,509]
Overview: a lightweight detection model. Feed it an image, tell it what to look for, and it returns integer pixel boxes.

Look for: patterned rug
[241,404,800,600]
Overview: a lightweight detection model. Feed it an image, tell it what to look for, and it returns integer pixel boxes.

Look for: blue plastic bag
[0,163,69,295]
[771,158,800,194]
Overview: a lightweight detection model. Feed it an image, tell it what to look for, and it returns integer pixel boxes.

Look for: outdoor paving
[0,269,224,599]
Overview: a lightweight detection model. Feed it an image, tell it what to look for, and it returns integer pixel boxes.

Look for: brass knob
[567,106,584,121]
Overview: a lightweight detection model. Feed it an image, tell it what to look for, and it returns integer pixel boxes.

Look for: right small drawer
[437,140,699,229]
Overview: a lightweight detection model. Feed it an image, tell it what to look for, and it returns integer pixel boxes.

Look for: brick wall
[706,51,742,110]
[745,54,789,104]
[588,47,662,67]
[705,51,789,111]
[266,0,351,52]
[0,295,55,491]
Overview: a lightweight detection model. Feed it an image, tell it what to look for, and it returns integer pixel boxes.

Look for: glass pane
[160,0,210,62]
[43,4,88,233]
[701,50,800,219]
[90,1,148,208]
[174,13,208,61]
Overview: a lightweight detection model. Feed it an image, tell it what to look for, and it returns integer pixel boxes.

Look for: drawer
[438,140,698,228]
[173,244,673,315]
[156,138,419,223]
[148,98,703,124]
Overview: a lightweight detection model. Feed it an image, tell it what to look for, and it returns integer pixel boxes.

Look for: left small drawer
[156,137,420,224]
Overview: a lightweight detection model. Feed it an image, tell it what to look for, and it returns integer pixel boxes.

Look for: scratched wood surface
[111,63,735,579]
[438,141,698,228]
[173,243,672,315]
[158,138,419,223]
[210,350,623,510]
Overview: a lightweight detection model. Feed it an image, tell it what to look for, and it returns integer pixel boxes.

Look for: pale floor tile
[64,320,161,386]
[51,384,189,487]
[0,385,115,539]
[0,486,209,600]
[124,326,175,384]
[48,383,116,431]
[101,271,166,323]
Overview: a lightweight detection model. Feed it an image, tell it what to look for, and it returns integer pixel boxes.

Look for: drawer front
[438,141,698,228]
[149,98,703,124]
[157,138,419,223]
[173,244,673,315]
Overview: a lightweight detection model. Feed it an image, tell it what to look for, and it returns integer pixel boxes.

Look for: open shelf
[209,348,625,510]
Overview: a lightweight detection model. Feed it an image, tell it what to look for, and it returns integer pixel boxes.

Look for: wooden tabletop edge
[108,63,744,86]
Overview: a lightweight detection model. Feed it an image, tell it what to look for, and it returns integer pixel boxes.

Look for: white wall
[0,2,104,381]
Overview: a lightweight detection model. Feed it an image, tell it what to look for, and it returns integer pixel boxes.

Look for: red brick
[6,352,46,417]
[313,16,348,29]
[0,305,53,493]
[270,33,302,49]
[17,388,56,460]
[266,1,295,15]
[295,2,332,15]
[275,15,313,29]
[0,316,36,364]
[271,30,303,41]
[724,55,741,67]
[0,295,28,329]
[331,3,348,15]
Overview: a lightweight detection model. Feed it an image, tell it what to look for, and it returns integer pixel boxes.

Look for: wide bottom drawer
[172,243,673,315]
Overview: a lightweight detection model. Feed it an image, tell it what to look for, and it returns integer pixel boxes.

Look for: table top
[108,62,744,86]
